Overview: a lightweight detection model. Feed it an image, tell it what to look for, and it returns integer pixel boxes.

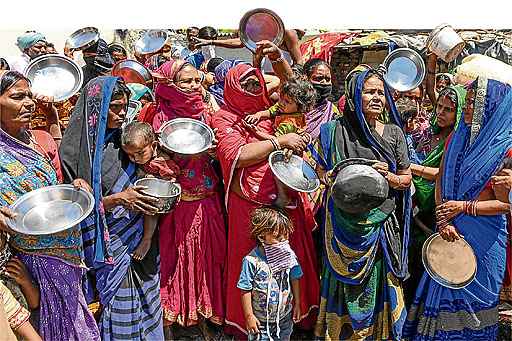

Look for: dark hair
[111,79,131,101]
[436,74,452,84]
[206,57,224,73]
[291,64,305,79]
[108,44,127,56]
[395,97,418,122]
[437,87,458,109]
[250,206,294,242]
[280,77,317,113]
[121,121,156,147]
[303,58,330,78]
[0,71,30,95]
[198,26,218,40]
[187,27,199,33]
[0,58,9,71]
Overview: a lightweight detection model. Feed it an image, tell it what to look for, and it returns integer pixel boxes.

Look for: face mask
[313,83,332,105]
[262,240,298,273]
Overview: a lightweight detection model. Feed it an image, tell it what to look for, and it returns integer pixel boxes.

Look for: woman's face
[0,79,36,134]
[309,64,332,85]
[436,78,450,93]
[175,65,202,92]
[464,89,475,125]
[436,94,457,128]
[240,72,262,95]
[361,76,386,120]
[106,94,128,129]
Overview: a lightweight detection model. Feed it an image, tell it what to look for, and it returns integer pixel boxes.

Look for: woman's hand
[34,93,56,115]
[3,257,33,288]
[190,36,211,48]
[438,224,462,242]
[277,133,308,154]
[72,178,93,193]
[0,207,16,234]
[245,313,260,335]
[119,186,159,215]
[255,40,281,61]
[436,200,464,222]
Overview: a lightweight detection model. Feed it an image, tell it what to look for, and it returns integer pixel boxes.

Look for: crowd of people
[0,25,511,341]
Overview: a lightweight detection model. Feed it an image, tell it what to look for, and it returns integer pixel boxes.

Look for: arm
[14,322,42,341]
[241,290,260,334]
[435,153,446,206]
[291,278,301,323]
[210,38,245,49]
[426,53,438,107]
[283,29,304,65]
[410,163,439,182]
[255,40,293,83]
[4,258,40,310]
[263,74,281,95]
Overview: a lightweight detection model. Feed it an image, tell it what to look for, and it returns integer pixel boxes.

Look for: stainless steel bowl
[7,184,94,235]
[268,151,320,193]
[112,60,153,85]
[159,118,214,155]
[383,48,425,92]
[134,178,181,213]
[24,55,83,102]
[239,8,285,52]
[66,27,100,50]
[134,30,168,55]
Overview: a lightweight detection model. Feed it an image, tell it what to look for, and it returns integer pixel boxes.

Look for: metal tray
[159,118,214,155]
[66,27,100,51]
[134,29,168,55]
[383,48,425,92]
[112,59,153,85]
[268,151,320,193]
[7,184,94,235]
[24,55,83,102]
[239,8,285,53]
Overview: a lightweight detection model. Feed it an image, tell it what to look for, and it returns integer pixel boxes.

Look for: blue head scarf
[16,31,46,51]
[126,83,154,102]
[208,59,247,106]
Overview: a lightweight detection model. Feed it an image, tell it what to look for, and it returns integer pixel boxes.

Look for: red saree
[212,64,319,337]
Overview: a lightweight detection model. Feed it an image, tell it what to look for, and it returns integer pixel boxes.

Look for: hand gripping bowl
[66,27,100,51]
[268,151,320,193]
[158,118,215,155]
[134,29,168,55]
[134,178,181,214]
[7,184,94,235]
[239,8,285,53]
[24,55,83,102]
[422,233,477,289]
[382,48,425,92]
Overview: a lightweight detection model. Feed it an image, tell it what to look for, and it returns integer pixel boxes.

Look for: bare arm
[237,140,276,169]
[474,200,511,215]
[410,163,439,182]
[435,153,446,205]
[283,29,304,65]
[241,290,260,334]
[426,53,438,107]
[210,38,244,49]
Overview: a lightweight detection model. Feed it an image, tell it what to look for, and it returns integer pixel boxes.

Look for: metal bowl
[383,48,425,92]
[239,8,285,52]
[66,27,100,51]
[134,29,168,55]
[159,118,214,155]
[134,178,181,213]
[7,184,94,236]
[422,233,477,289]
[268,151,320,193]
[112,59,153,85]
[24,55,83,102]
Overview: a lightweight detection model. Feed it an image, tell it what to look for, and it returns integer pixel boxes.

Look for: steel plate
[239,8,285,52]
[134,30,168,55]
[66,27,100,50]
[268,151,320,193]
[112,59,153,85]
[159,118,214,155]
[383,48,425,92]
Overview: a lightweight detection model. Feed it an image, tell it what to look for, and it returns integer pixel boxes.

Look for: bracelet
[270,57,284,65]
[274,137,281,150]
[269,139,277,151]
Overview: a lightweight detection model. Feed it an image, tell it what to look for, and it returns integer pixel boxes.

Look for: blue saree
[60,76,163,340]
[404,78,512,340]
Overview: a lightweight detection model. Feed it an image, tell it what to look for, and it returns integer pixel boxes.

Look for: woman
[405,85,467,306]
[0,70,100,340]
[302,58,340,140]
[59,76,164,340]
[212,62,320,337]
[311,67,412,340]
[208,59,247,106]
[404,77,512,340]
[149,59,227,330]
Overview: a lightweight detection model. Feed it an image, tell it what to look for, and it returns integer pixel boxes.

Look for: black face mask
[313,83,332,105]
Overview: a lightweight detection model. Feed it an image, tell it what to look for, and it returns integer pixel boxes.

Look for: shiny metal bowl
[383,48,425,92]
[112,60,153,85]
[159,118,214,155]
[66,27,100,50]
[24,55,83,102]
[7,184,94,235]
[239,8,285,52]
[134,29,168,55]
[268,151,320,193]
[134,178,181,213]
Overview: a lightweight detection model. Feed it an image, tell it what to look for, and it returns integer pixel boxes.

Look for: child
[237,207,302,341]
[244,78,317,208]
[121,121,180,260]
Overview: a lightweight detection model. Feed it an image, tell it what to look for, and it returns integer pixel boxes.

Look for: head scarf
[82,39,115,85]
[127,83,154,102]
[153,59,204,122]
[16,31,46,51]
[223,63,270,116]
[208,59,247,106]
[60,76,124,265]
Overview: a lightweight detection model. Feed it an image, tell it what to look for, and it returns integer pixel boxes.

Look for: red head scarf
[223,63,270,116]
[152,59,205,129]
